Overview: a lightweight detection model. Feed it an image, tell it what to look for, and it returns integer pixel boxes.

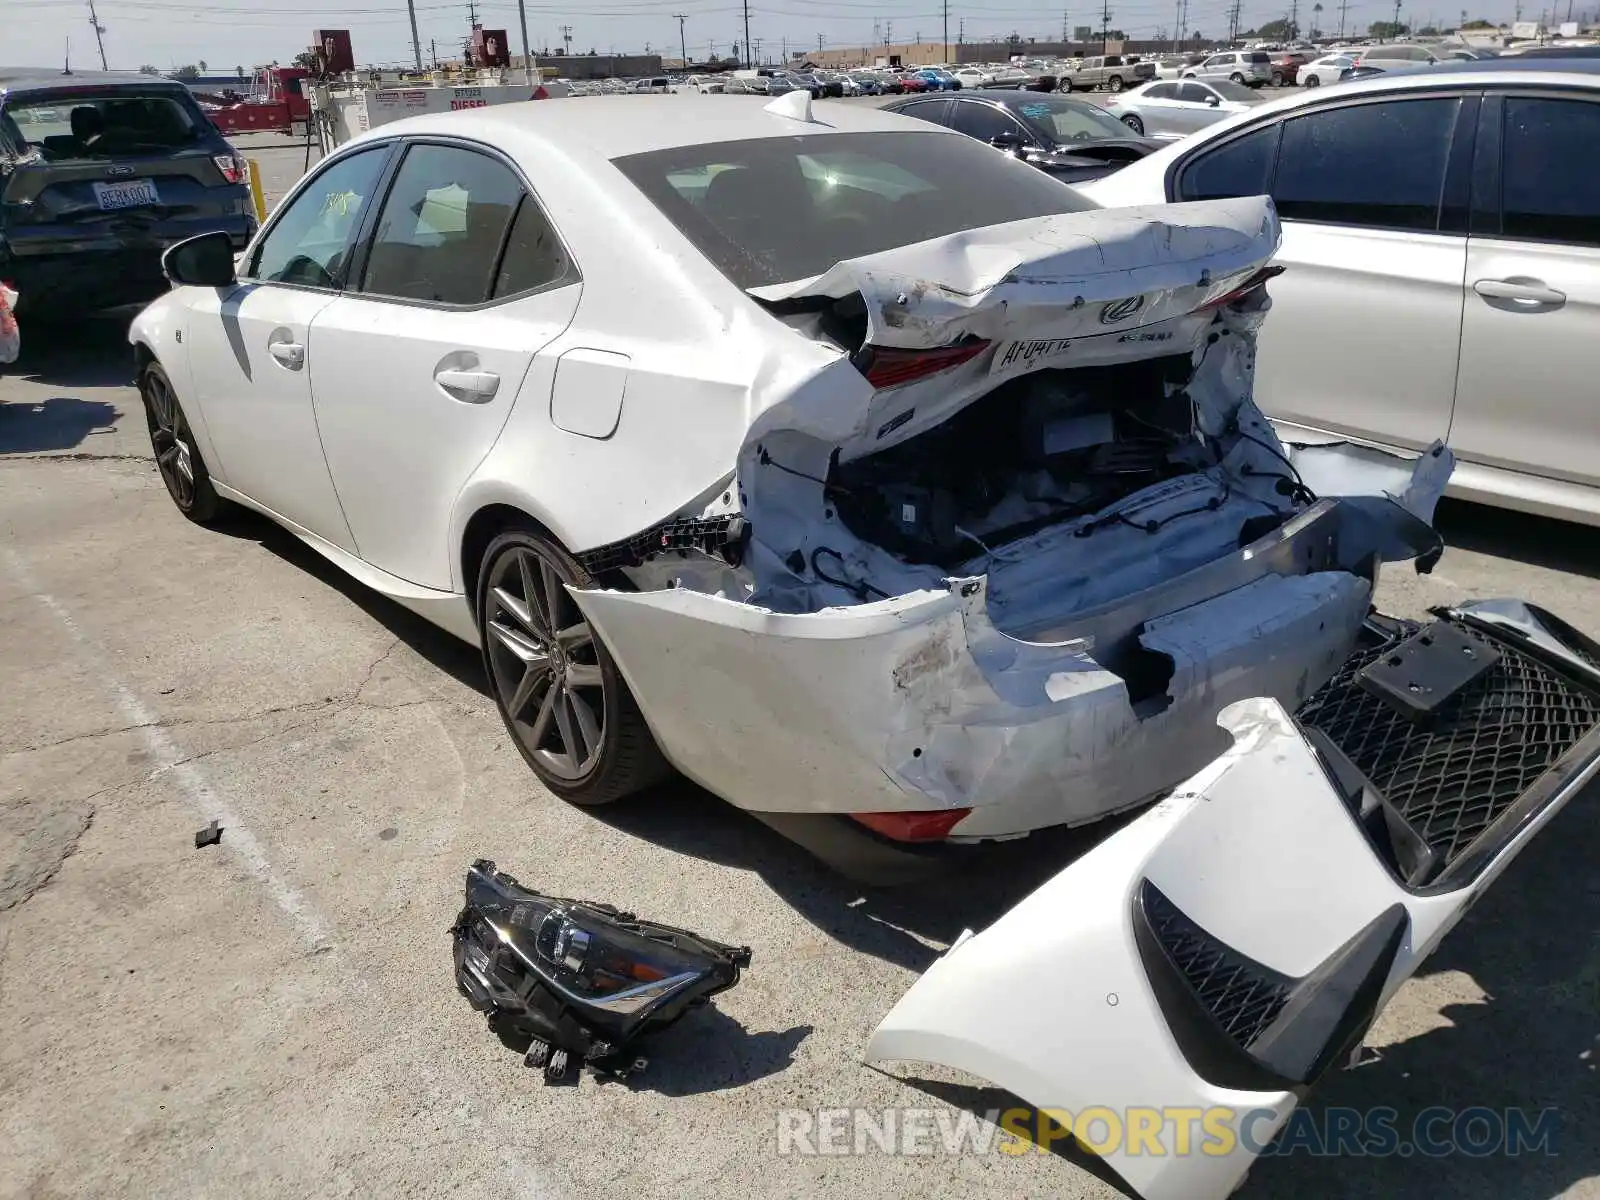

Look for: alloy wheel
[143,368,196,510]
[484,546,606,781]
[1122,113,1144,135]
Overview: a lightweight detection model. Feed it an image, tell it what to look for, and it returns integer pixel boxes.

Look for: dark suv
[0,70,257,316]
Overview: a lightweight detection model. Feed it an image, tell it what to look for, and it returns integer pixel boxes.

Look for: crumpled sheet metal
[749,197,1282,349]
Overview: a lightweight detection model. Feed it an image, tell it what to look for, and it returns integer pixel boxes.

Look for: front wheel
[1304,73,1321,87]
[140,360,227,524]
[1121,112,1145,135]
[1230,71,1246,84]
[478,527,671,806]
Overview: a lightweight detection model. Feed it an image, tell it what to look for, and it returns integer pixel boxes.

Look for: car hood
[744,196,1280,461]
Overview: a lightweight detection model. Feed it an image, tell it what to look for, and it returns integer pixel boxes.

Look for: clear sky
[7,0,1568,73]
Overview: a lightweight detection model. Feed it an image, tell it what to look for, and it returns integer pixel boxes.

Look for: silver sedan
[1103,77,1263,138]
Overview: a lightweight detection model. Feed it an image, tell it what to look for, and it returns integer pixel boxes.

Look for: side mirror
[990,129,1026,150]
[1206,94,1221,106]
[162,230,238,288]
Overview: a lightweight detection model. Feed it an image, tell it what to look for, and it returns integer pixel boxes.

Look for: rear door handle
[1472,278,1567,307]
[268,340,305,370]
[434,367,501,403]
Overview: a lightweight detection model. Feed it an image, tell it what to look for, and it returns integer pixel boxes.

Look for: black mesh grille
[1142,883,1292,1049]
[1297,621,1600,869]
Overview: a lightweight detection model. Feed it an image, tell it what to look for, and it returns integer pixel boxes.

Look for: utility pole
[752,36,762,64]
[959,16,965,44]
[1173,0,1182,47]
[1101,0,1111,51]
[1289,0,1299,37]
[515,0,531,78]
[674,13,688,65]
[1228,0,1243,41]
[885,19,893,47]
[86,0,107,70]
[944,0,950,59]
[1337,0,1348,38]
[1391,0,1402,38]
[818,32,825,51]
[403,0,422,68]
[431,37,437,66]
[743,0,752,66]
[559,23,573,55]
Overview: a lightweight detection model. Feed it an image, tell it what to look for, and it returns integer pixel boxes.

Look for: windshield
[1208,80,1260,102]
[1012,96,1132,142]
[613,131,1098,290]
[3,88,205,157]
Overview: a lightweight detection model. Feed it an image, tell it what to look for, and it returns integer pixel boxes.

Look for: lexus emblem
[106,164,136,176]
[1099,295,1145,324]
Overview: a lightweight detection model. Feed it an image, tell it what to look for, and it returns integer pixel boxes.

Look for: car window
[1177,124,1277,201]
[1500,97,1600,246]
[892,99,950,125]
[252,146,388,288]
[1209,80,1260,102]
[1273,98,1459,231]
[1105,56,1123,66]
[1144,82,1178,99]
[1176,82,1212,103]
[361,143,524,305]
[950,101,1026,142]
[491,193,573,298]
[613,131,1097,290]
[1247,52,1272,63]
[4,88,206,156]
[1017,97,1137,141]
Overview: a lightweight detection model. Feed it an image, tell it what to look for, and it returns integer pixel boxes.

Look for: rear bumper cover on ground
[866,599,1600,1200]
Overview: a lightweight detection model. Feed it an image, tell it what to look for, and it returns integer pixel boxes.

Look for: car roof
[0,68,188,97]
[343,94,943,161]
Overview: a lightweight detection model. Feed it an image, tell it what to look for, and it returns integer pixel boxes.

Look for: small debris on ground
[193,820,222,849]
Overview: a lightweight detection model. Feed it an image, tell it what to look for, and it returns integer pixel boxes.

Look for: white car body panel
[178,283,358,551]
[306,283,580,588]
[1450,236,1600,489]
[868,674,1600,1198]
[1255,222,1464,450]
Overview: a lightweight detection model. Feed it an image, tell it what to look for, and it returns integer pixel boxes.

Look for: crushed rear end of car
[558,194,1557,874]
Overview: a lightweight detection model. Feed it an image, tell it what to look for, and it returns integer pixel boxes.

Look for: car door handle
[1472,278,1567,308]
[434,368,501,402]
[268,340,305,370]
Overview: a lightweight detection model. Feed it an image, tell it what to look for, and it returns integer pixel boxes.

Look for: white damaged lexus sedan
[135,90,1600,1198]
[133,93,1600,861]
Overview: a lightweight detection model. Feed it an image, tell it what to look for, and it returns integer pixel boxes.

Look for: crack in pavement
[9,638,419,758]
[0,802,94,913]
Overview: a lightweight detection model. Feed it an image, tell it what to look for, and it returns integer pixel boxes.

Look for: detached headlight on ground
[451,859,752,1081]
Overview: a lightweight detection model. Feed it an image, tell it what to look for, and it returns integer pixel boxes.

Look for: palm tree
[1312,2,1323,36]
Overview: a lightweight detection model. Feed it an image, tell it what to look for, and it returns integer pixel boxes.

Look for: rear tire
[1121,113,1145,135]
[477,526,671,806]
[140,361,227,525]
[1271,71,1285,86]
[1304,74,1321,87]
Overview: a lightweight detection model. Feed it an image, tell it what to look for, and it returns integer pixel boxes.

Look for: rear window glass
[3,90,204,157]
[1246,52,1272,63]
[612,131,1097,290]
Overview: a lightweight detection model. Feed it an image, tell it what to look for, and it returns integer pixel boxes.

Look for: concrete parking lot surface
[1,135,1597,1200]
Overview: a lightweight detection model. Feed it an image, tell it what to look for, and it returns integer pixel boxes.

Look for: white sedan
[1299,53,1356,86]
[132,92,1587,852]
[134,90,1600,1198]
[952,66,995,88]
[1103,77,1262,138]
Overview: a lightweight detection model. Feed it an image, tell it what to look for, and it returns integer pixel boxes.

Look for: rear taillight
[1193,264,1286,313]
[532,85,550,99]
[855,340,991,389]
[213,152,246,184]
[850,809,972,842]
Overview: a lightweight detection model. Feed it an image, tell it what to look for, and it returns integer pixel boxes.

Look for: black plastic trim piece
[1134,881,1408,1093]
[577,515,751,576]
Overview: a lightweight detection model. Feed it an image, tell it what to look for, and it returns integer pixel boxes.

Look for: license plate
[92,179,159,211]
